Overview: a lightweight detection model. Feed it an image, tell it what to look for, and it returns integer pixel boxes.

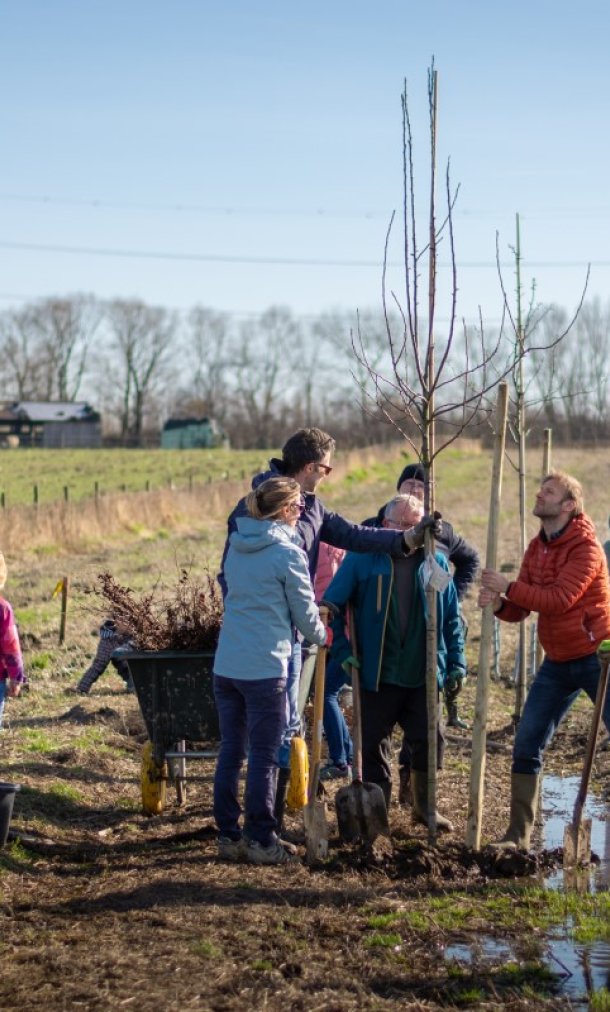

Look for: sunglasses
[286,497,306,513]
[316,462,333,475]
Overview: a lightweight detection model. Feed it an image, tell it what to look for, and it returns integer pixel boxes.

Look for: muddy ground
[1,449,609,1010]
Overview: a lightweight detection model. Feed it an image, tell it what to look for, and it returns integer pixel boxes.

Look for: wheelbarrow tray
[124,650,220,759]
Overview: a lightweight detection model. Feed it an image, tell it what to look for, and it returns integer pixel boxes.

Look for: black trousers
[360,682,445,788]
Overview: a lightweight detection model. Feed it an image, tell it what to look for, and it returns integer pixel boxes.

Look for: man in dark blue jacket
[324,493,466,831]
[218,429,439,830]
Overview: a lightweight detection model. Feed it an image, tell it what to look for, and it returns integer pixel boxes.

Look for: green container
[124,651,219,761]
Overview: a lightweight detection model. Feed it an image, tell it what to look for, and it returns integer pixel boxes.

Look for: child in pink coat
[0,554,25,729]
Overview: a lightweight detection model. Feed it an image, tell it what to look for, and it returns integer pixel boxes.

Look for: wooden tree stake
[466,382,509,849]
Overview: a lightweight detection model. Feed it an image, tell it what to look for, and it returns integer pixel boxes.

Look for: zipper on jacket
[375,561,393,690]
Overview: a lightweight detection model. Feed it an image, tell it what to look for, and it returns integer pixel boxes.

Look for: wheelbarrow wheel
[141,741,167,815]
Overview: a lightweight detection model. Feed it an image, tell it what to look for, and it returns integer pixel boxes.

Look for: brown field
[0,440,609,1010]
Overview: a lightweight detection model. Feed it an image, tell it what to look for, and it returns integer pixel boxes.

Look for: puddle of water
[540,774,610,1006]
[445,935,610,1010]
[542,774,610,891]
[546,935,610,1003]
[445,938,513,964]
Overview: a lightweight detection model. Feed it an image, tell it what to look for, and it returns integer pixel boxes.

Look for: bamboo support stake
[466,382,509,849]
[59,577,69,646]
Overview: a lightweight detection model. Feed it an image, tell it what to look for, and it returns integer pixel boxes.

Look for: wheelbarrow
[124,650,220,815]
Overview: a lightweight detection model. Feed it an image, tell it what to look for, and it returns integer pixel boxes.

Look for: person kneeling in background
[76,619,134,694]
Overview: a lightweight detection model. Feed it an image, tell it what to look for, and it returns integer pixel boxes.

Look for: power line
[0,238,600,269]
[2,191,610,221]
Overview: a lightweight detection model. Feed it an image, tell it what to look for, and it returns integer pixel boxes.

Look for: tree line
[0,294,607,448]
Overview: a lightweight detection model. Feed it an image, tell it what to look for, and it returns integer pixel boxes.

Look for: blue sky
[1,1,608,326]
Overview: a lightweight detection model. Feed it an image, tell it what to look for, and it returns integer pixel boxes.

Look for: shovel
[335,613,390,845]
[563,639,610,866]
[304,610,330,864]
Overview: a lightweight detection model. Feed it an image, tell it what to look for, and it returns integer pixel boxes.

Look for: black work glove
[403,511,442,552]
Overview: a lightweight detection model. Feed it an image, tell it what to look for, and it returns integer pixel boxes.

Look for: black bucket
[0,782,21,847]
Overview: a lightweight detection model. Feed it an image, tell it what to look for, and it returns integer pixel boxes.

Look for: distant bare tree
[28,294,101,400]
[0,305,46,398]
[231,306,299,447]
[104,300,177,445]
[183,306,232,425]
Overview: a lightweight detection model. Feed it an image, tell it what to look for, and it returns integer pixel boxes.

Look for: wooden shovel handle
[348,610,363,784]
[308,608,328,807]
[572,652,610,826]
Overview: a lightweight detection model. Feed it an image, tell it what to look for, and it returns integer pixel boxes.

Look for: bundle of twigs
[96,569,223,651]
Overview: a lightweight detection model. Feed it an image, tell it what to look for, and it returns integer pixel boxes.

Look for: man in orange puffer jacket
[479,470,610,850]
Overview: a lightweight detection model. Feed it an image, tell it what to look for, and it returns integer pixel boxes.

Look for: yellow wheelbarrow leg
[287,735,309,811]
[141,740,167,816]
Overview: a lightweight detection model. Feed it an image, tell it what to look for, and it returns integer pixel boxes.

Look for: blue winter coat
[213,516,327,681]
[323,550,466,692]
[218,459,407,597]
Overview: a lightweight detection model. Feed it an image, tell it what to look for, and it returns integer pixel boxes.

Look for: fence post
[94,480,99,500]
[33,485,39,506]
[0,492,5,509]
[59,577,69,645]
[145,479,150,492]
[63,486,69,502]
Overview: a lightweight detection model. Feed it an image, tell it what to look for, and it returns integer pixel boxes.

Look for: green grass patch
[191,939,221,959]
[364,932,402,949]
[251,959,273,971]
[21,729,56,753]
[591,989,610,1011]
[366,912,401,929]
[30,652,52,670]
[401,886,610,942]
[48,783,83,803]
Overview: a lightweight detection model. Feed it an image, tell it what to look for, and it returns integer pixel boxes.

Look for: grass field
[0,446,274,505]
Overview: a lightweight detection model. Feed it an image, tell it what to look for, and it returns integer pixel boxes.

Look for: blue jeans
[277,640,302,770]
[323,658,353,767]
[0,679,6,729]
[513,653,610,775]
[213,675,287,847]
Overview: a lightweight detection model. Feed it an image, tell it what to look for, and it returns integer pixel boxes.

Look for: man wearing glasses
[218,428,439,834]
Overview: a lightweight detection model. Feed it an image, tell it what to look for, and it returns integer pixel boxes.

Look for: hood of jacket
[251,458,285,489]
[230,515,301,555]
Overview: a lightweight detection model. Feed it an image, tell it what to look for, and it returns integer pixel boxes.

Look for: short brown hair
[246,477,300,520]
[281,428,335,476]
[543,471,583,516]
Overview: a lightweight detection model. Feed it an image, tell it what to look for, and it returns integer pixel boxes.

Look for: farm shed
[0,401,102,448]
[161,416,228,449]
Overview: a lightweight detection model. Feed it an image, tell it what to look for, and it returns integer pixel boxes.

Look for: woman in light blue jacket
[213,476,329,866]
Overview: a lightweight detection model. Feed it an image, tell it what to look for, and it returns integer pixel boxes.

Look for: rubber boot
[489,773,540,851]
[398,766,413,807]
[410,770,454,834]
[446,699,468,730]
